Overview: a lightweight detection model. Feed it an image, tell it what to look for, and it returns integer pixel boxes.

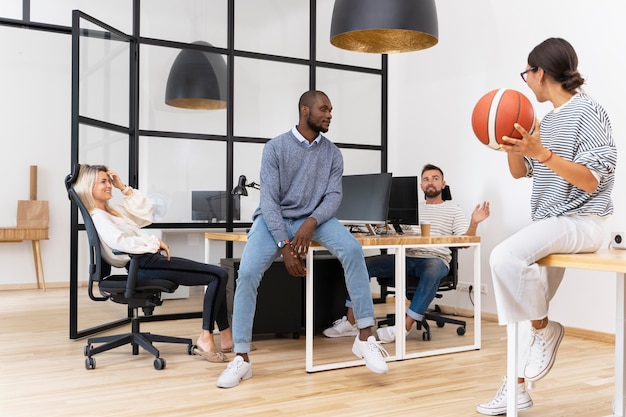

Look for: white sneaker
[476,376,533,415]
[524,320,564,382]
[216,356,252,388]
[352,335,389,374]
[323,316,359,338]
[376,325,412,343]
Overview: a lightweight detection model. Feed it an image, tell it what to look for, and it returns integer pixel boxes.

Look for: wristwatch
[277,239,290,249]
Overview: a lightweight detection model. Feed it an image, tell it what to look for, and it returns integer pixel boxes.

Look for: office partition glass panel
[140,0,228,48]
[316,68,382,147]
[138,44,227,136]
[234,57,309,138]
[235,0,308,59]
[77,125,129,185]
[138,136,228,223]
[315,0,381,69]
[78,16,130,128]
[341,149,382,175]
[0,1,21,18]
[31,0,131,31]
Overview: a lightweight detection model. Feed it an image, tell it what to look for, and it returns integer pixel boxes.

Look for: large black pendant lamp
[165,41,227,110]
[330,0,439,54]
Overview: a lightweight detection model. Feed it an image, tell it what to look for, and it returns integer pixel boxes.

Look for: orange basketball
[471,89,535,150]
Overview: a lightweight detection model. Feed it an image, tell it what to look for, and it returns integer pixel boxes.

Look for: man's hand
[290,217,317,257]
[280,244,306,276]
[471,201,490,225]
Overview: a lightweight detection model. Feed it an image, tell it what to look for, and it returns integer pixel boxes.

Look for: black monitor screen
[335,173,392,226]
[191,191,240,222]
[387,176,419,233]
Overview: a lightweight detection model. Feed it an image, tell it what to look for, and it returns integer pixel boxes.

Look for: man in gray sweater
[217,90,389,388]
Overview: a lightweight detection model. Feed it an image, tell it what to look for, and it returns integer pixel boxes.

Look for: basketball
[471,89,535,150]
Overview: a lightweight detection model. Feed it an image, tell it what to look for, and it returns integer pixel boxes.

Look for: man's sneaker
[323,316,359,338]
[476,376,533,415]
[216,356,252,388]
[352,335,389,374]
[524,320,564,382]
[376,325,412,343]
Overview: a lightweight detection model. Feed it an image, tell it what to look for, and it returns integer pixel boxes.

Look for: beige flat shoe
[193,347,228,363]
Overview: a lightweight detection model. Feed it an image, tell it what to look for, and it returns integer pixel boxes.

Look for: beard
[307,116,329,133]
[423,188,442,199]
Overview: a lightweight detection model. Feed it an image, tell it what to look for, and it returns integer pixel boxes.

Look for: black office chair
[65,164,194,370]
[375,247,466,341]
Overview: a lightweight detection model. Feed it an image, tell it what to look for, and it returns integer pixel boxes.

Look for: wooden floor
[0,288,616,417]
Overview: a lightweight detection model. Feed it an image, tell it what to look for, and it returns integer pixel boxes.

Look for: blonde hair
[73,164,110,213]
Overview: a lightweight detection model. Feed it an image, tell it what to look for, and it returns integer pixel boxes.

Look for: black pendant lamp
[330,0,439,54]
[165,41,227,110]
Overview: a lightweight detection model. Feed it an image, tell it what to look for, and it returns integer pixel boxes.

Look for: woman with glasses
[477,38,617,415]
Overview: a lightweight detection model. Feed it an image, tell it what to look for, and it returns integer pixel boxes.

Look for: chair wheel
[85,357,96,370]
[436,320,445,328]
[188,344,197,355]
[154,357,166,370]
[422,331,431,341]
[457,326,466,336]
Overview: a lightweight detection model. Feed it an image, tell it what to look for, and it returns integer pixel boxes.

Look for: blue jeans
[232,215,374,353]
[361,254,449,322]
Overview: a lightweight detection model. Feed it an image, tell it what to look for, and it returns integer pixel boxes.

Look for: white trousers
[490,214,606,326]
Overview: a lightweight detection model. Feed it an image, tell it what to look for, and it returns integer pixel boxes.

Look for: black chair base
[377,308,466,342]
[84,316,193,370]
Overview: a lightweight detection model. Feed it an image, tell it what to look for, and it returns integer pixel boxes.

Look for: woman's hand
[159,239,171,260]
[500,118,550,161]
[106,169,127,192]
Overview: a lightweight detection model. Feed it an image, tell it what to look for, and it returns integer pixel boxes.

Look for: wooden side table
[0,227,49,290]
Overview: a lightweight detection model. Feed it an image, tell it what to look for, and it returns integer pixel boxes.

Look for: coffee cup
[420,222,431,237]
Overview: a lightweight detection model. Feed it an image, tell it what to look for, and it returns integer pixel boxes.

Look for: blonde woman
[74,164,232,362]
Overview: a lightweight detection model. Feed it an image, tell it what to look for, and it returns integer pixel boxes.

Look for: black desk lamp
[232,175,260,196]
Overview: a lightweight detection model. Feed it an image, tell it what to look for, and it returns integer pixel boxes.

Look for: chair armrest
[112,250,151,299]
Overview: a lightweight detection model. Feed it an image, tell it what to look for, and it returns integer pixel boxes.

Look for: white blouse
[91,189,160,267]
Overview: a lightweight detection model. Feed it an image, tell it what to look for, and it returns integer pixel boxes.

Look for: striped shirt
[525,93,616,220]
[405,201,469,265]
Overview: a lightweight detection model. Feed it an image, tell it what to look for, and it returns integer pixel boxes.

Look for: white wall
[1,0,624,334]
[388,0,626,334]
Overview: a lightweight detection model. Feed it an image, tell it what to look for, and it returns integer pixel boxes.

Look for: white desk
[205,231,481,372]
[505,249,626,417]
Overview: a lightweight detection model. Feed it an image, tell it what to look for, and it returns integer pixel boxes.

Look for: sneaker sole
[216,369,252,388]
[524,323,564,382]
[323,330,359,338]
[476,399,533,415]
[351,344,389,374]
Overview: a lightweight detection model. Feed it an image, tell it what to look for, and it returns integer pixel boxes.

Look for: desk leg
[615,272,625,416]
[507,323,519,417]
[31,240,45,291]
[472,245,481,349]
[395,247,406,360]
[306,249,314,372]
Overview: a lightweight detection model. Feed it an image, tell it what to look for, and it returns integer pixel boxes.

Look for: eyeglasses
[520,66,538,83]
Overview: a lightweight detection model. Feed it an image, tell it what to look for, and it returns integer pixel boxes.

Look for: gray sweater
[253,128,344,243]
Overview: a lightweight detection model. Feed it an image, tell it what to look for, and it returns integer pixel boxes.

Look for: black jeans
[136,253,229,332]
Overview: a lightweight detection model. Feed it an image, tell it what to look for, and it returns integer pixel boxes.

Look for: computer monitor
[386,176,419,234]
[191,191,240,222]
[335,173,392,235]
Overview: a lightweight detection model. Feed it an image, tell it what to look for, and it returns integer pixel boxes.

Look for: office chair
[375,247,466,341]
[65,164,194,370]
[375,185,466,341]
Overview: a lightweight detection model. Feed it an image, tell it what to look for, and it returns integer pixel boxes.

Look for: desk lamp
[232,175,260,196]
